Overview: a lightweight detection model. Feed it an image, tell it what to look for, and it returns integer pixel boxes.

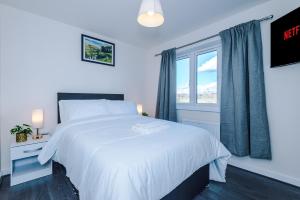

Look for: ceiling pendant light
[137,0,164,28]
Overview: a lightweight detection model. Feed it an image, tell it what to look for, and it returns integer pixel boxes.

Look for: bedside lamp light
[137,104,143,115]
[32,109,43,139]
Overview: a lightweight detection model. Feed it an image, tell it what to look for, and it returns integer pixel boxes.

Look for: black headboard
[57,92,124,123]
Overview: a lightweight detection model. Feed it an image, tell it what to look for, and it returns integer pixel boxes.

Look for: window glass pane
[197,51,217,104]
[176,58,190,103]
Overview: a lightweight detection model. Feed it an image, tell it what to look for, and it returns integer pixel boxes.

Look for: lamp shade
[32,109,44,129]
[137,104,143,115]
[137,0,164,27]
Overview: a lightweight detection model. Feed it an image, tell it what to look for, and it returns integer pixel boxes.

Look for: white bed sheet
[38,115,231,200]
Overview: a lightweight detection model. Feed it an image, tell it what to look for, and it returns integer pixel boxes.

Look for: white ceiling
[0,0,269,48]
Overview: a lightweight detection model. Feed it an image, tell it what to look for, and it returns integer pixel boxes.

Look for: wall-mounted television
[271,7,300,67]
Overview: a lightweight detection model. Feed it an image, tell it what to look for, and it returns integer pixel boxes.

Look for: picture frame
[81,34,115,66]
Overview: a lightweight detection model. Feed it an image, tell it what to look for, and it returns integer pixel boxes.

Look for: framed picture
[81,34,115,66]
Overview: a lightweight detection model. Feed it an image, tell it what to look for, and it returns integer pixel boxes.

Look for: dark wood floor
[0,162,299,200]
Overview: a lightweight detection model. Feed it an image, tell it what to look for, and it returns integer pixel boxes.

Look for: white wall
[144,0,300,186]
[0,5,147,173]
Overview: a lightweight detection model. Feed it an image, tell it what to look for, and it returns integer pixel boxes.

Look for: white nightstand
[10,135,52,186]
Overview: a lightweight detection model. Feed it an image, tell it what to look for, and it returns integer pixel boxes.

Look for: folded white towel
[132,121,170,135]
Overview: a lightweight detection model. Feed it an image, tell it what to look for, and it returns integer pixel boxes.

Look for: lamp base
[32,134,43,140]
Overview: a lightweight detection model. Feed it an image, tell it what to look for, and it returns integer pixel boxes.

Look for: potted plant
[142,112,149,116]
[10,124,33,143]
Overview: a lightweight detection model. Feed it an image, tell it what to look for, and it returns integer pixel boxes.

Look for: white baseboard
[229,162,300,187]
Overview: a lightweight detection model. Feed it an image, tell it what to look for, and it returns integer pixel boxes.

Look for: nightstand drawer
[11,142,46,160]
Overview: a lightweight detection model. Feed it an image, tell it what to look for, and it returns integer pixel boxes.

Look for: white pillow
[106,100,138,115]
[59,100,109,123]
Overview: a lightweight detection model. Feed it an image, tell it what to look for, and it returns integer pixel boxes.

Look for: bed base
[65,163,209,200]
[162,164,209,200]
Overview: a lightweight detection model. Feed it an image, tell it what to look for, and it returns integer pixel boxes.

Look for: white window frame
[176,38,222,113]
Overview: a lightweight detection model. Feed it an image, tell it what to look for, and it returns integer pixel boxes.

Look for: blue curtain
[220,20,271,159]
[155,48,177,122]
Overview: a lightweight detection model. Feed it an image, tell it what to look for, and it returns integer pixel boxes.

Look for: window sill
[176,104,220,113]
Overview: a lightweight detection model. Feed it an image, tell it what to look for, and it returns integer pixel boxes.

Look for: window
[197,51,218,104]
[176,58,190,103]
[176,40,221,112]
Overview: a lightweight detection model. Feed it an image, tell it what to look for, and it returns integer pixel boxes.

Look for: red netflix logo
[283,25,300,40]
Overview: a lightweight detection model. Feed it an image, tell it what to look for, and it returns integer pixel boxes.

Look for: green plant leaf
[10,124,33,135]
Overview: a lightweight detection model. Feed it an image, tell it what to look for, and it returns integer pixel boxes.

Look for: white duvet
[38,115,231,200]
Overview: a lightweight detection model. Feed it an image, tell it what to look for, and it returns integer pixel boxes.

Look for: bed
[38,93,231,200]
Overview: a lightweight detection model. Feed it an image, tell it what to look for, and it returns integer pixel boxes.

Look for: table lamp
[32,109,44,139]
[137,104,143,115]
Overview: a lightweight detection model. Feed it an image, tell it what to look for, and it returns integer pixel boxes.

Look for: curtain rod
[154,14,274,57]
